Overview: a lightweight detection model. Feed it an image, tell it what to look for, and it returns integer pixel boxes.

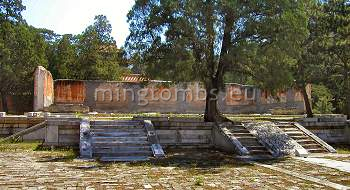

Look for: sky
[22,0,135,47]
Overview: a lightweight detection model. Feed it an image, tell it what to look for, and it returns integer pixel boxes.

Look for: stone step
[291,136,310,140]
[230,133,254,137]
[296,139,315,144]
[226,126,247,131]
[92,142,150,147]
[289,135,308,139]
[100,156,150,162]
[93,149,152,154]
[298,140,317,145]
[246,146,268,151]
[276,124,295,128]
[248,149,271,155]
[91,128,146,133]
[296,138,318,144]
[238,139,261,146]
[284,131,304,135]
[92,141,150,147]
[91,125,144,129]
[227,129,250,133]
[93,146,151,152]
[236,136,257,141]
[227,130,250,134]
[280,128,299,132]
[92,131,147,137]
[307,148,327,153]
[91,120,142,125]
[301,144,323,149]
[87,120,158,161]
[93,150,153,157]
[92,136,148,142]
[226,124,246,127]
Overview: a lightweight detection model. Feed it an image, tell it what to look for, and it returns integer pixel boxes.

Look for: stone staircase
[275,122,328,154]
[90,120,154,162]
[222,123,272,157]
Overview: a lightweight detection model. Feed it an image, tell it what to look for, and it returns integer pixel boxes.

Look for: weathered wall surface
[0,116,348,147]
[152,120,214,148]
[0,116,45,141]
[54,80,85,104]
[303,123,350,144]
[33,66,54,111]
[53,80,307,114]
[44,118,81,146]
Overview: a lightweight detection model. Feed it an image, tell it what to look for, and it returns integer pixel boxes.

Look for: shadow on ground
[33,147,290,170]
[103,149,288,169]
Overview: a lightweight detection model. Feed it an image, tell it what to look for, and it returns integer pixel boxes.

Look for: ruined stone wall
[301,122,350,145]
[53,80,306,114]
[33,66,54,111]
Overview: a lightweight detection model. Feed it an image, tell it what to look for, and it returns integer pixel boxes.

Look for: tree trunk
[204,82,219,122]
[1,93,8,113]
[301,83,313,118]
[345,94,350,118]
[344,63,350,118]
[204,79,229,122]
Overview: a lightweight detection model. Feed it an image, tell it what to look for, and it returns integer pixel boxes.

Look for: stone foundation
[0,115,349,151]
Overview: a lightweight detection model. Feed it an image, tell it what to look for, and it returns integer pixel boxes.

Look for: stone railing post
[80,118,92,159]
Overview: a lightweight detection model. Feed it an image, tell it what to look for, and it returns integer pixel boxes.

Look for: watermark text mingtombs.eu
[94,83,256,106]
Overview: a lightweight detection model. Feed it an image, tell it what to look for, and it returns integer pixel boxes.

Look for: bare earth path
[0,150,348,189]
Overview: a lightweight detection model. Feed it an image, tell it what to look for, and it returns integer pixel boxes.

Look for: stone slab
[255,162,350,190]
[296,157,350,173]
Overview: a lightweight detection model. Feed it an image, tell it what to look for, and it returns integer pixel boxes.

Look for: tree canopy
[0,0,47,112]
[0,1,129,113]
[126,0,311,121]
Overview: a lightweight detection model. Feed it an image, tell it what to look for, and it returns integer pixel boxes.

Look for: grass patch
[194,175,204,186]
[33,145,79,161]
[0,141,41,152]
[0,141,78,161]
[336,148,350,154]
[331,144,350,154]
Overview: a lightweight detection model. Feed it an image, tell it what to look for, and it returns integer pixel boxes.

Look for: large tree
[75,15,126,80]
[319,0,350,117]
[126,0,310,121]
[0,0,47,112]
[293,1,322,118]
[48,34,78,79]
[0,0,25,23]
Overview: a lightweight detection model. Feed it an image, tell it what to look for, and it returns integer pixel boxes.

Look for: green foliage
[312,84,334,114]
[314,98,334,114]
[46,15,128,80]
[335,145,350,154]
[0,141,41,152]
[0,0,25,23]
[0,0,47,113]
[48,34,77,79]
[126,0,311,120]
[75,15,124,80]
[194,175,204,186]
[320,0,350,116]
[0,22,48,95]
[0,1,129,114]
[0,0,47,105]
